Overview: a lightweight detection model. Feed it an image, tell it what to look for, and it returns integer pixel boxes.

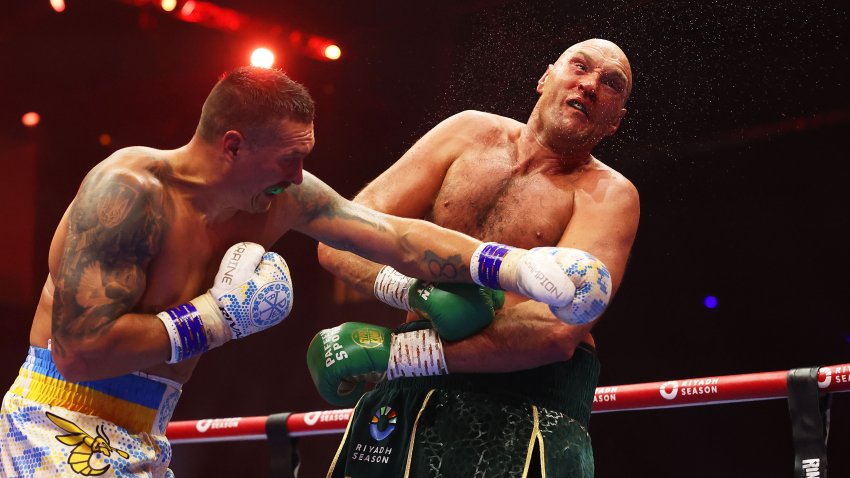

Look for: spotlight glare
[250,48,275,68]
[22,112,41,127]
[180,0,196,17]
[161,0,177,12]
[50,0,65,13]
[324,44,341,60]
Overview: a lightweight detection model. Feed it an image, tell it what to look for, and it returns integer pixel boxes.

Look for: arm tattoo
[423,251,463,280]
[51,173,168,356]
[290,179,388,232]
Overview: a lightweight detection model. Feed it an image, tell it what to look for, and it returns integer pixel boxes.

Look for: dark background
[2,0,848,476]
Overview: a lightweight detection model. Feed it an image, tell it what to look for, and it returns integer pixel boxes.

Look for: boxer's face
[233,118,315,212]
[536,40,631,149]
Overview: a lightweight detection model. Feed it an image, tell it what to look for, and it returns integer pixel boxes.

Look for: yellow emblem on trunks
[46,412,130,476]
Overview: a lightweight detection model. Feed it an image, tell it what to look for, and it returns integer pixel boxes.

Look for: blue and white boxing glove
[470,242,576,308]
[156,242,294,363]
[531,247,612,325]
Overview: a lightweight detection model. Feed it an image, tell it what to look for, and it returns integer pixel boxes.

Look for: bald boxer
[314,39,640,477]
[0,66,574,477]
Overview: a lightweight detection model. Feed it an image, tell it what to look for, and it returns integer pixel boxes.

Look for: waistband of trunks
[8,346,182,435]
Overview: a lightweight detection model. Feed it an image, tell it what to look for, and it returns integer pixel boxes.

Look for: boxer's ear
[536,64,554,94]
[223,130,243,158]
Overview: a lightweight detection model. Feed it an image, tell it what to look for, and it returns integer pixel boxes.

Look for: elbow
[556,341,577,362]
[51,341,105,382]
[549,326,581,362]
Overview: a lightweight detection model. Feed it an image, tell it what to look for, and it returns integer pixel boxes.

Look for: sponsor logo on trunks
[659,378,719,400]
[817,366,850,389]
[369,406,397,441]
[351,443,393,464]
[593,386,618,403]
[353,326,386,349]
[45,412,129,476]
[303,409,352,427]
[802,458,821,477]
[196,417,241,433]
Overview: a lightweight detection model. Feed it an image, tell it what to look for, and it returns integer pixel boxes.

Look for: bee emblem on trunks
[46,412,130,476]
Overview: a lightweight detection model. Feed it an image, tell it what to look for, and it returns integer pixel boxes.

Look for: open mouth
[265,183,290,195]
[566,99,589,118]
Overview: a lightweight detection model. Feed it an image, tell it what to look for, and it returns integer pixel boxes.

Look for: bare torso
[30,147,297,383]
[415,114,619,347]
[429,146,571,249]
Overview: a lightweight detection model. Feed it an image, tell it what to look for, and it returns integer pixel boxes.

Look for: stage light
[22,112,40,127]
[250,48,275,68]
[323,44,341,60]
[99,133,112,146]
[703,295,718,309]
[161,0,177,12]
[305,36,342,62]
[50,0,65,13]
[180,0,196,17]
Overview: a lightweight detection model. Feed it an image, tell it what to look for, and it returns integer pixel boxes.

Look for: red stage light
[22,112,40,127]
[50,0,66,13]
[180,0,196,17]
[250,48,275,68]
[323,44,341,60]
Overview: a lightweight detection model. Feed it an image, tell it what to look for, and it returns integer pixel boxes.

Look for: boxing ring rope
[166,362,850,443]
[166,363,848,477]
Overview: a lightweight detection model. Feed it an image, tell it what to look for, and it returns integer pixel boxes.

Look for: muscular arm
[318,111,639,372]
[294,171,477,284]
[446,171,640,371]
[317,111,477,293]
[51,170,172,381]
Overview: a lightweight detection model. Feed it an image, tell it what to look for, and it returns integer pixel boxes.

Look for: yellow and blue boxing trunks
[1,347,182,477]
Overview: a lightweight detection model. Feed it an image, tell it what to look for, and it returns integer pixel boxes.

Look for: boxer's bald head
[555,39,633,99]
[531,38,633,153]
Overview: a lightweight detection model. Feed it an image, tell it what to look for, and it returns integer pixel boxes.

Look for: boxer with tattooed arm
[0,66,572,478]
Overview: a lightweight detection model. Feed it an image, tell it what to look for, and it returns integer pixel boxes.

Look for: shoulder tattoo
[51,172,170,354]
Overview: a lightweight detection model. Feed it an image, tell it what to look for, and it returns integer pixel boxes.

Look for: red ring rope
[166,362,850,444]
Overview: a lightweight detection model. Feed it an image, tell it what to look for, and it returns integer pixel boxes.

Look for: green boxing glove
[408,281,503,341]
[306,322,392,406]
[307,322,449,406]
[373,266,504,341]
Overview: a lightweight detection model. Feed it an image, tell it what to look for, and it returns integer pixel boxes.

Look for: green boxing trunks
[327,320,600,478]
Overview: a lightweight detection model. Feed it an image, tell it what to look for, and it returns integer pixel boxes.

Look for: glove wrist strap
[387,328,448,380]
[470,242,520,291]
[191,293,231,349]
[373,266,414,311]
[157,302,209,364]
